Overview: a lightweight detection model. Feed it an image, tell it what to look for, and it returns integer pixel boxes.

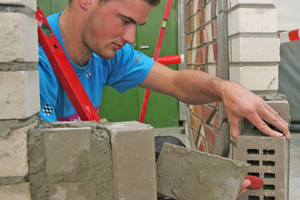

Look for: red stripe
[289,29,300,41]
[157,55,182,65]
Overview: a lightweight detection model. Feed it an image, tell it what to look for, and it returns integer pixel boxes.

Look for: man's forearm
[173,69,225,105]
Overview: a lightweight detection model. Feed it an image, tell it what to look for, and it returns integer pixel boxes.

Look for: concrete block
[230,0,273,8]
[49,182,96,200]
[234,135,289,200]
[229,65,278,91]
[0,122,36,178]
[0,13,38,62]
[228,7,277,36]
[263,95,290,123]
[157,143,250,200]
[0,183,31,200]
[0,0,36,11]
[43,127,92,176]
[266,101,290,123]
[103,121,156,200]
[230,37,280,62]
[28,121,114,200]
[0,70,40,119]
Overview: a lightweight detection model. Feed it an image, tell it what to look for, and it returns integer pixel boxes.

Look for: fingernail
[287,132,291,139]
[246,180,251,187]
[276,132,283,137]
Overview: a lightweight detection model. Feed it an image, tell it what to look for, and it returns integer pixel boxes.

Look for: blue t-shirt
[39,12,153,122]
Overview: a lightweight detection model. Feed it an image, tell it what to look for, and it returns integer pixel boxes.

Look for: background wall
[273,0,300,31]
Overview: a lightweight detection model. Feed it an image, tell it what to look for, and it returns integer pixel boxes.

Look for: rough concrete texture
[0,114,38,139]
[0,182,31,200]
[0,0,37,11]
[103,121,157,200]
[27,120,114,200]
[228,6,277,36]
[0,62,38,71]
[0,12,38,63]
[0,121,37,184]
[234,135,289,200]
[48,182,97,200]
[230,37,280,63]
[229,65,278,91]
[156,143,250,200]
[262,94,290,123]
[0,70,40,120]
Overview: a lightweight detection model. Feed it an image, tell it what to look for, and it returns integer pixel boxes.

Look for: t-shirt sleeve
[38,45,59,122]
[105,44,153,93]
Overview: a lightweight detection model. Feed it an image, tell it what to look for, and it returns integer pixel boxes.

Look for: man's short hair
[69,0,160,6]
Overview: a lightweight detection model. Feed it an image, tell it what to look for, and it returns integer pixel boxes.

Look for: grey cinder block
[103,121,157,200]
[234,135,289,200]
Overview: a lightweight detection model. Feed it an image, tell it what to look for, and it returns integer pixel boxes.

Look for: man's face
[82,0,152,59]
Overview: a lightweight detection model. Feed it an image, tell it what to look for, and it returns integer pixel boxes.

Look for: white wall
[273,0,300,31]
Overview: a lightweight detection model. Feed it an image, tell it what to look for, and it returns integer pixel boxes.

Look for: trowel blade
[156,143,250,200]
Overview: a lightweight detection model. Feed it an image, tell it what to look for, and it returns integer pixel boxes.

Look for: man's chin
[97,51,117,59]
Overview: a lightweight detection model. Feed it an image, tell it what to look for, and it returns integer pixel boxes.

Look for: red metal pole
[139,0,173,123]
[157,54,184,66]
[36,8,101,122]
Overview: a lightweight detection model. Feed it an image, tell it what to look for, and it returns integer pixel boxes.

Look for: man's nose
[122,25,136,45]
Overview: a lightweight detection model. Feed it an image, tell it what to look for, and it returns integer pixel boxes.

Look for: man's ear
[79,0,93,10]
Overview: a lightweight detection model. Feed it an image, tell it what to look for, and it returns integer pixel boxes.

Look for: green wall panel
[98,87,139,122]
[37,0,68,16]
[136,0,179,127]
[37,0,51,16]
[51,0,69,14]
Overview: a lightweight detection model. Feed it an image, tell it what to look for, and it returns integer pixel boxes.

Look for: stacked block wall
[227,0,280,94]
[185,0,282,149]
[228,1,289,199]
[27,121,157,200]
[185,0,289,199]
[0,0,39,199]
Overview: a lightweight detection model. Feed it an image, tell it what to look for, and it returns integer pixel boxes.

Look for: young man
[38,0,290,197]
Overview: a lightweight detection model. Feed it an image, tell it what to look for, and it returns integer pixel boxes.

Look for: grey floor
[154,127,300,199]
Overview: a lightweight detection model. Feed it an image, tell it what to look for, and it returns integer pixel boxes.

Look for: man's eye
[122,19,130,25]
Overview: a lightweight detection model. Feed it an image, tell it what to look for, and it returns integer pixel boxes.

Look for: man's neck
[59,7,92,66]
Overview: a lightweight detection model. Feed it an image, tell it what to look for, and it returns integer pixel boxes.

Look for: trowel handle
[245,175,264,190]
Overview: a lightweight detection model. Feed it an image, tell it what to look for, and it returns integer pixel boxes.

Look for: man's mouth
[112,43,123,50]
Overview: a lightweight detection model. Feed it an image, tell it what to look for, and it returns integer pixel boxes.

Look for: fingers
[229,118,240,143]
[262,104,291,139]
[249,112,284,137]
[228,108,290,141]
[238,179,251,197]
[264,103,288,126]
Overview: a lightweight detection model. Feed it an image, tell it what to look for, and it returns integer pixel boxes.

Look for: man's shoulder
[46,12,61,25]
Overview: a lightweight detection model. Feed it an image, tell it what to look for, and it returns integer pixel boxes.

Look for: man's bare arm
[140,61,290,140]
